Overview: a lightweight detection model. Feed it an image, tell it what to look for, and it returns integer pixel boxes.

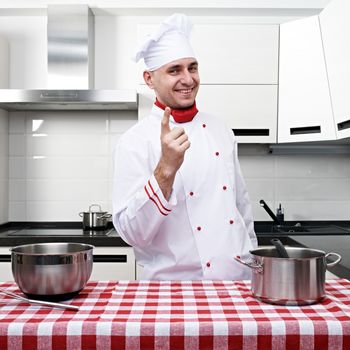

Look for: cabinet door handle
[0,255,11,262]
[93,255,127,263]
[290,126,321,135]
[232,129,270,136]
[338,119,350,131]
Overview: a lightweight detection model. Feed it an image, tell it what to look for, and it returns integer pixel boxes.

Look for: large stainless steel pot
[11,242,94,301]
[79,204,112,230]
[235,246,341,305]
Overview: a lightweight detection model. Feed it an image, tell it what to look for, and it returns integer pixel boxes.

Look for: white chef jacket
[112,104,257,280]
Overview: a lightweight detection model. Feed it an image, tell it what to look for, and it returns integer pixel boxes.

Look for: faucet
[259,199,284,225]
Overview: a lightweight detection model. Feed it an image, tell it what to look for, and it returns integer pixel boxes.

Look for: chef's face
[143,57,200,109]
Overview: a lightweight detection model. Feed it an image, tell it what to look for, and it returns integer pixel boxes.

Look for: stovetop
[6,228,115,237]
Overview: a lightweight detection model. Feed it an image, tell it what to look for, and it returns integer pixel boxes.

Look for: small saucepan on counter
[235,245,341,306]
[79,204,112,230]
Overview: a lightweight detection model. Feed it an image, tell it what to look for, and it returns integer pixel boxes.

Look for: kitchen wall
[0,110,8,224]
[2,13,350,222]
[8,111,350,222]
[0,35,9,224]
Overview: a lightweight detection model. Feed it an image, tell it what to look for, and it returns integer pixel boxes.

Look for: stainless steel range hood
[0,5,137,111]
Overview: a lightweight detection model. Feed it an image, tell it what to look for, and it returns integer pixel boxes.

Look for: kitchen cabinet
[0,246,136,282]
[137,23,279,84]
[138,84,277,143]
[278,15,336,143]
[137,22,278,143]
[90,247,136,281]
[0,36,9,89]
[197,85,277,143]
[0,247,13,281]
[319,0,350,140]
[190,24,279,84]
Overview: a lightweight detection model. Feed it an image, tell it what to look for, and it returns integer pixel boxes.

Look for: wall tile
[9,157,26,179]
[9,201,26,221]
[26,200,110,221]
[9,180,26,201]
[282,201,350,221]
[25,111,109,134]
[244,179,274,201]
[26,156,109,179]
[239,156,274,178]
[109,111,138,133]
[8,111,26,133]
[9,134,26,156]
[275,155,350,178]
[275,178,350,201]
[26,179,109,201]
[26,134,109,156]
[0,109,8,224]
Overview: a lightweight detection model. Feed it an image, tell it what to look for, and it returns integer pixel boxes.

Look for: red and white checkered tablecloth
[1,279,350,350]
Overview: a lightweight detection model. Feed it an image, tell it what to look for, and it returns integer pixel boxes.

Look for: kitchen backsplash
[0,110,8,224]
[5,110,350,222]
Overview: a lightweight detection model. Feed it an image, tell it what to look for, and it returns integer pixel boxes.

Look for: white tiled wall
[240,149,350,221]
[8,110,137,221]
[0,109,9,224]
[7,111,350,222]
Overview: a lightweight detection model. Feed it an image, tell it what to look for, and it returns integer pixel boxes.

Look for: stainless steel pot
[10,242,94,301]
[79,204,112,230]
[235,246,341,305]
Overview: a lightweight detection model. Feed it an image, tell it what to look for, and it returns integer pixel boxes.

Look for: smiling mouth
[175,88,194,95]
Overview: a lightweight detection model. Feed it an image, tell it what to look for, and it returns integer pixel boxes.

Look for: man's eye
[189,66,198,72]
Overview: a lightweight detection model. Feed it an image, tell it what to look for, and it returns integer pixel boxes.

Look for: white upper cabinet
[137,23,279,84]
[138,84,278,143]
[197,85,278,143]
[319,0,350,139]
[137,23,279,143]
[0,36,9,88]
[278,15,336,143]
[191,24,279,84]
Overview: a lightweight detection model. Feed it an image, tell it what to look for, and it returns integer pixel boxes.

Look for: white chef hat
[134,13,196,71]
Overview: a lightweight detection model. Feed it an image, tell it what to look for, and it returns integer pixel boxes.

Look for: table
[1,279,350,350]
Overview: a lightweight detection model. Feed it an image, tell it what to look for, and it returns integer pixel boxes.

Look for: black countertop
[0,222,129,247]
[1,221,350,279]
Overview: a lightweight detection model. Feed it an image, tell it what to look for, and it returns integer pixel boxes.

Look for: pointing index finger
[161,107,171,135]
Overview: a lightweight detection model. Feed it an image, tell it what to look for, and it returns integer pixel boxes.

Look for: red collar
[154,99,198,123]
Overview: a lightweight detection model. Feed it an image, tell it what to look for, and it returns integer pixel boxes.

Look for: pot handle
[99,213,112,219]
[325,252,342,267]
[234,256,263,273]
[89,204,102,212]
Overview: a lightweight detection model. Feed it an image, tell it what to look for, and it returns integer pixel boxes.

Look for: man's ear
[143,70,154,89]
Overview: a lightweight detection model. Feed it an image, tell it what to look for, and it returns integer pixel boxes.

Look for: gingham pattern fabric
[1,279,350,349]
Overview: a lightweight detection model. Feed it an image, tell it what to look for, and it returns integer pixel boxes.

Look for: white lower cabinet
[91,247,136,281]
[0,246,136,282]
[0,247,14,281]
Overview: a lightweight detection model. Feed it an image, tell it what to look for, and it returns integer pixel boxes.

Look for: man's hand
[154,107,191,200]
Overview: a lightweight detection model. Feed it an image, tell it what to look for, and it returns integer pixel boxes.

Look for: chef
[112,13,257,280]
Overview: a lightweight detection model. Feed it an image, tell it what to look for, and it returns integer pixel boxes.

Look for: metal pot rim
[10,242,94,255]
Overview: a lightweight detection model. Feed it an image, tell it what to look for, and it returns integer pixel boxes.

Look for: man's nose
[180,70,194,85]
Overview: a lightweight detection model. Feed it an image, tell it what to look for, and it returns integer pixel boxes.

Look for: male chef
[112,13,257,280]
